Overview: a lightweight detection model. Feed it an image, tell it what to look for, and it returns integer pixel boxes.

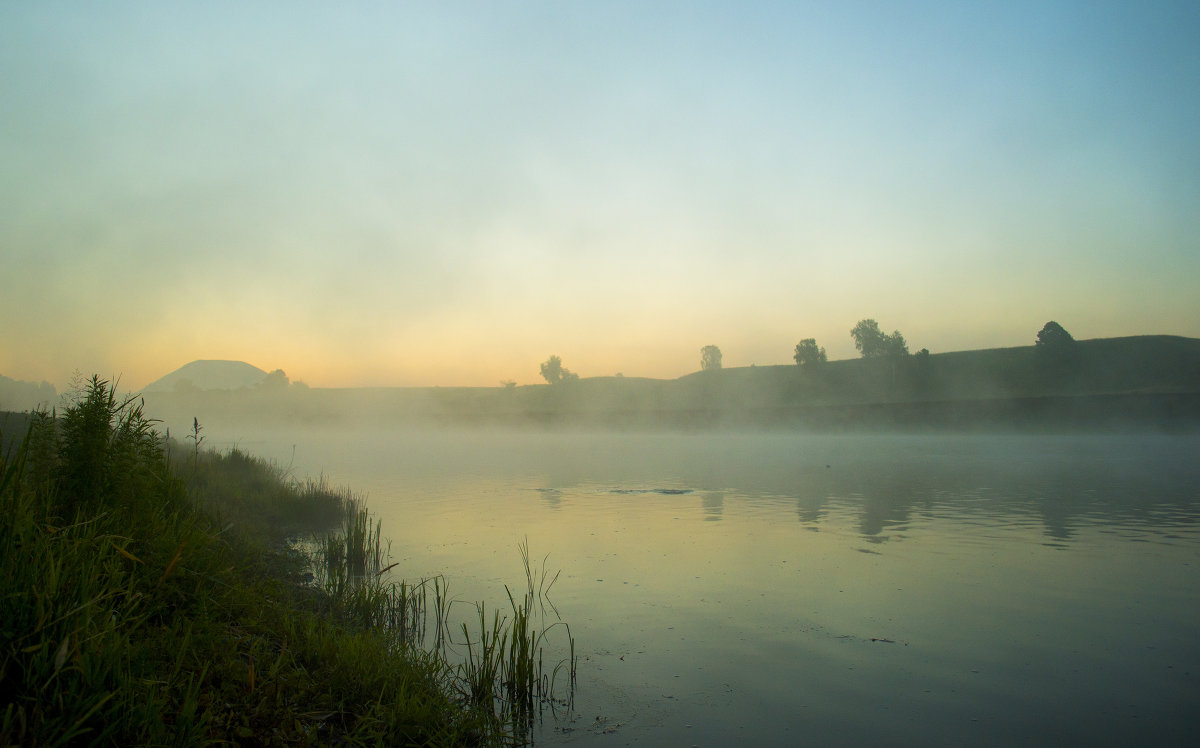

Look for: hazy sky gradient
[3,1,1197,389]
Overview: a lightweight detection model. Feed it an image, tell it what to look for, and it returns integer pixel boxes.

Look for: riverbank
[0,379,547,745]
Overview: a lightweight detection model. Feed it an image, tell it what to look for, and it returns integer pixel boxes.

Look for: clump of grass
[454,539,577,737]
[308,500,579,738]
[182,446,347,549]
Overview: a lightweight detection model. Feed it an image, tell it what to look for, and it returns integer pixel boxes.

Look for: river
[211,428,1200,746]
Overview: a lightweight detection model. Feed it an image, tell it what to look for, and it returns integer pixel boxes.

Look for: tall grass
[310,497,578,739]
[450,538,577,737]
[0,377,504,745]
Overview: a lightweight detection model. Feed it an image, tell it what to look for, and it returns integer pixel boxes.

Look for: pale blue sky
[2,1,1197,388]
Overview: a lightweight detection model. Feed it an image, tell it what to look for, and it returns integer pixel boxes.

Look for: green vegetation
[850,318,909,359]
[793,339,827,367]
[1,377,575,745]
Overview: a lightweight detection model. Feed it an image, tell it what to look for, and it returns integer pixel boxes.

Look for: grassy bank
[1,378,573,746]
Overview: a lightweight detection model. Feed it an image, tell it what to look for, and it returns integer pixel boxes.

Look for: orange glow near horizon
[2,4,1198,392]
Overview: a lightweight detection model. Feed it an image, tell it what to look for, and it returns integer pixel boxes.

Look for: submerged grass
[0,376,574,745]
[312,499,578,740]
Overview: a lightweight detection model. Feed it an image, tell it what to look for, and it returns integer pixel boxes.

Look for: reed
[307,500,579,737]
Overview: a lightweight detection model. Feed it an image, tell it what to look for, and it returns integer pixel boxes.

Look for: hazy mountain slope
[0,374,57,411]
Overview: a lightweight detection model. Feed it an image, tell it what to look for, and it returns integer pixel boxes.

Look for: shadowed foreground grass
[0,378,571,746]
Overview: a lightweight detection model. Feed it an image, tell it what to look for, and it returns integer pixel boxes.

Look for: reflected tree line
[789,441,1197,544]
[527,434,1198,545]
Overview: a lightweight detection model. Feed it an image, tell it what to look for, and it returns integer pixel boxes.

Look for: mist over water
[200,426,1200,746]
[5,2,1200,743]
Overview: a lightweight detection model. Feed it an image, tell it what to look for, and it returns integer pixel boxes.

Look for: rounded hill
[142,360,268,392]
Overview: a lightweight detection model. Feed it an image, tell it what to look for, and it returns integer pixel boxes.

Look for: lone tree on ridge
[850,319,909,359]
[1035,321,1075,348]
[539,355,578,384]
[793,339,827,367]
[700,345,723,371]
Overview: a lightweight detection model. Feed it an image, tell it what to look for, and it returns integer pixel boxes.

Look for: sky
[2,1,1198,390]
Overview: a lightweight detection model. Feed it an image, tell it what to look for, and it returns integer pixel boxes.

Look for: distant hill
[677,334,1200,401]
[143,360,268,392]
[0,374,57,412]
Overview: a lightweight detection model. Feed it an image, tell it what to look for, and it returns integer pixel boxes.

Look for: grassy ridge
[138,334,1200,430]
[0,377,572,746]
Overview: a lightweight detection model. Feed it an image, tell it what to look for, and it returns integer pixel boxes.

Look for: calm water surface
[225,429,1200,746]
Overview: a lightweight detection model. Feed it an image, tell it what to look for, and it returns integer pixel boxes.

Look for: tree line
[701,318,919,373]
[536,320,1073,382]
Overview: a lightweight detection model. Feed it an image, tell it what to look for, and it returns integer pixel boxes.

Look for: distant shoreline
[9,334,1200,434]
[130,391,1200,434]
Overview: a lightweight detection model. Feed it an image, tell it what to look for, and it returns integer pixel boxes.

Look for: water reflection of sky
[217,429,1200,746]
[237,428,1200,548]
[235,429,1200,548]
[459,432,1200,547]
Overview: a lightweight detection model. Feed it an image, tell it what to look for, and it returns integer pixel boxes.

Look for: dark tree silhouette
[700,345,723,371]
[259,369,290,389]
[914,348,932,379]
[1034,321,1079,380]
[851,319,884,357]
[884,331,909,358]
[793,338,827,366]
[851,319,908,359]
[1036,321,1075,348]
[539,355,578,384]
